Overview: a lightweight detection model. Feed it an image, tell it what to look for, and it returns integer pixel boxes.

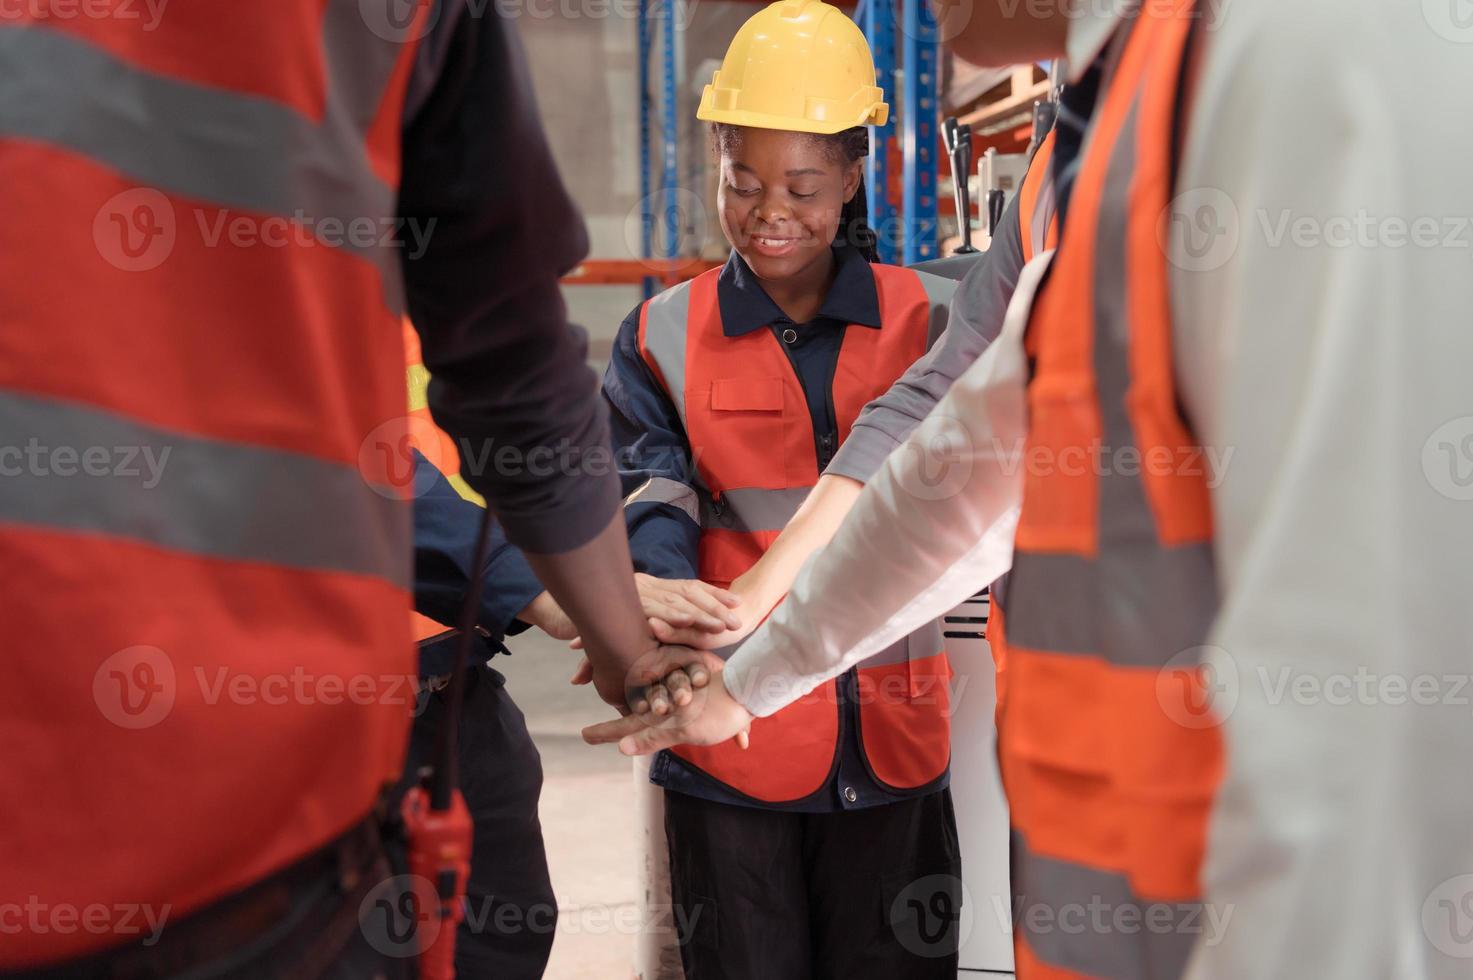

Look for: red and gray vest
[1,5,428,966]
[632,263,958,802]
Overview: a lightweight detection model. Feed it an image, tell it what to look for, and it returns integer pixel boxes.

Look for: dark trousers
[663,788,963,980]
[403,664,557,980]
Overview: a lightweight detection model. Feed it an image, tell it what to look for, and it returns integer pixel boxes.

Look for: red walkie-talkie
[402,508,495,979]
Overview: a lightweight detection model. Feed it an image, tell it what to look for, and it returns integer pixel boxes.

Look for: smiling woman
[592,2,964,976]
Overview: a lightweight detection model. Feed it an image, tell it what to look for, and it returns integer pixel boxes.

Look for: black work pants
[663,788,962,980]
[402,664,557,980]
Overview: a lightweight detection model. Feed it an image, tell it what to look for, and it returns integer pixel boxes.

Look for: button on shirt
[604,245,949,812]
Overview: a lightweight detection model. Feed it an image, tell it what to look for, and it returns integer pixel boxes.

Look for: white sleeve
[719,252,1052,718]
[1174,3,1473,977]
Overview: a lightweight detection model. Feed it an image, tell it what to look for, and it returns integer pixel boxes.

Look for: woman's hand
[567,574,743,650]
[581,646,753,754]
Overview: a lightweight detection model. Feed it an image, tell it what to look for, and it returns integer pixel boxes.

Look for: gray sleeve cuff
[826,427,900,484]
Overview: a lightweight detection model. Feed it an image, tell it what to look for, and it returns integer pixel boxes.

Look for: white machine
[944,591,1016,977]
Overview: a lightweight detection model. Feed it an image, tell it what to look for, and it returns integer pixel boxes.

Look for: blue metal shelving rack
[860,0,940,265]
[641,0,938,276]
[900,0,939,263]
[638,0,681,299]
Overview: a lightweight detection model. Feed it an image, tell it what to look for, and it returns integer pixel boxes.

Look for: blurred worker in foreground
[588,1,1473,977]
[550,3,963,974]
[0,4,666,975]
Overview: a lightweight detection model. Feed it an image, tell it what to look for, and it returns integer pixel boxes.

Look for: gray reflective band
[699,486,811,534]
[1006,94,1218,671]
[625,477,699,525]
[0,18,405,309]
[1013,831,1202,980]
[915,270,958,346]
[856,618,944,669]
[1004,545,1215,668]
[1030,172,1058,255]
[640,281,692,430]
[0,390,411,587]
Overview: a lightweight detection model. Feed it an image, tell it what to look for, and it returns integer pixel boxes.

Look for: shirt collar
[716,245,882,338]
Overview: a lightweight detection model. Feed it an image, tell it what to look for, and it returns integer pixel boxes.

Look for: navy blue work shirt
[603,245,950,813]
[411,451,545,677]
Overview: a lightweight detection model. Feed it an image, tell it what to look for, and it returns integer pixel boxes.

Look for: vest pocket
[709,377,784,412]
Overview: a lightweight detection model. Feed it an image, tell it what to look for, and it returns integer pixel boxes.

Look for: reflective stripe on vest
[636,261,956,802]
[0,6,429,967]
[994,4,1221,979]
[1019,127,1060,263]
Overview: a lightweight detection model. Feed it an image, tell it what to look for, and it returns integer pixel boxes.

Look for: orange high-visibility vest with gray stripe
[635,264,956,802]
[0,5,429,967]
[989,3,1224,978]
[1019,127,1060,263]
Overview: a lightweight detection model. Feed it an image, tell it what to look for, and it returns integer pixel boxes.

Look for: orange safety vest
[635,263,957,802]
[400,319,487,645]
[1019,127,1061,264]
[989,3,1223,978]
[0,6,429,967]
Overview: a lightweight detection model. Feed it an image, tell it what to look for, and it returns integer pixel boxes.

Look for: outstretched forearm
[729,474,863,624]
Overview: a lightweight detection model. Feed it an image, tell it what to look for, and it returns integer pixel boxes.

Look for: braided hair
[711,124,880,263]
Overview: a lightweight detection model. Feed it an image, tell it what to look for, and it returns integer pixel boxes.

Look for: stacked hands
[519,574,759,755]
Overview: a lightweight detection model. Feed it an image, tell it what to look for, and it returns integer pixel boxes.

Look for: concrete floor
[495,627,644,980]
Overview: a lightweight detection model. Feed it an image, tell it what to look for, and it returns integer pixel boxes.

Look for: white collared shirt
[722,1,1473,975]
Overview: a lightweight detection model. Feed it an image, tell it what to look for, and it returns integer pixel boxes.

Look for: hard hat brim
[696,93,890,135]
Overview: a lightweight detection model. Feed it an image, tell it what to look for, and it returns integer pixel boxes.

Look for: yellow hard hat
[697,0,889,135]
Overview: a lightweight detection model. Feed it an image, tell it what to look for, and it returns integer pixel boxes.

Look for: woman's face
[717,127,862,284]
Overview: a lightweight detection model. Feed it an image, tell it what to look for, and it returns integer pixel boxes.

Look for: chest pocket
[710,377,784,412]
[702,377,793,490]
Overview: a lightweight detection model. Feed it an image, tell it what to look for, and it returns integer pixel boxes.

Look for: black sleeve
[396,2,618,556]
